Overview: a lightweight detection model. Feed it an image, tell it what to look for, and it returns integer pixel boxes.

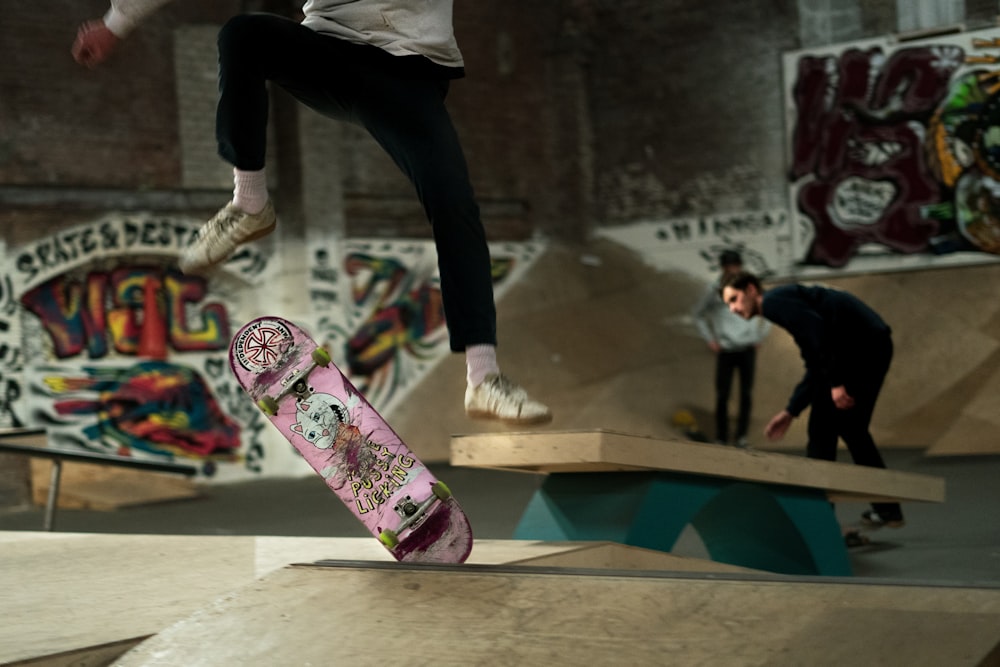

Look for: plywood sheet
[116,563,1000,667]
[928,413,1000,457]
[388,246,1000,461]
[507,542,757,573]
[1,532,701,665]
[29,460,199,510]
[451,430,945,502]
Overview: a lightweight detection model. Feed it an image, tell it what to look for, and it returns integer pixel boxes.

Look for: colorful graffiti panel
[308,238,543,418]
[2,217,542,482]
[1,214,273,477]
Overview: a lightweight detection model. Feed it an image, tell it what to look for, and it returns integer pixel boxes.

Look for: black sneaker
[860,509,905,529]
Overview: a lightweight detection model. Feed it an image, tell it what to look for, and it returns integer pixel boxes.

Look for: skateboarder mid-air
[720,271,905,530]
[72,0,551,426]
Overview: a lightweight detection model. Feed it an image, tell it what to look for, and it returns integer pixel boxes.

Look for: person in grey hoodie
[691,250,770,447]
[71,0,551,425]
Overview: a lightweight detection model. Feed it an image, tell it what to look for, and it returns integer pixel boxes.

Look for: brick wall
[0,1,557,241]
[339,1,559,239]
[0,1,242,246]
[579,0,802,226]
[174,25,232,190]
[2,1,994,244]
[0,2,239,190]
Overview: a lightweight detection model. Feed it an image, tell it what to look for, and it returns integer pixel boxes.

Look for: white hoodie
[103,0,464,67]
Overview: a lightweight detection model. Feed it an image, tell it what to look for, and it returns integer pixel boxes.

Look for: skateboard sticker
[232,318,294,373]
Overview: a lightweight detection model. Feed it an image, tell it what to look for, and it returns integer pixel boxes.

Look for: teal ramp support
[513,471,851,576]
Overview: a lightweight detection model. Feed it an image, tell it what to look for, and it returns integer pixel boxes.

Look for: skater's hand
[708,341,721,353]
[831,385,854,410]
[72,20,120,68]
[764,410,793,441]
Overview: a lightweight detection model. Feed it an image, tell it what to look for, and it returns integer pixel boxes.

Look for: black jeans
[715,347,756,442]
[215,14,496,352]
[806,334,901,519]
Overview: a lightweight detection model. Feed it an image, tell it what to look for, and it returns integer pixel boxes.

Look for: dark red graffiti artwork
[788,45,975,266]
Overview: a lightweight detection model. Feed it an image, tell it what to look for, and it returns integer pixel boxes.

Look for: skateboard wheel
[311,347,332,367]
[431,481,452,501]
[379,529,399,549]
[258,395,279,416]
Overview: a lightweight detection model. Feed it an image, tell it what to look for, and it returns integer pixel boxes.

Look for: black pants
[715,348,756,442]
[215,14,496,352]
[806,335,901,520]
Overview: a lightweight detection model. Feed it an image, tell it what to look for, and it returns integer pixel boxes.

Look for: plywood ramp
[506,542,757,573]
[3,532,740,666]
[387,244,1000,462]
[452,430,946,503]
[116,562,1000,667]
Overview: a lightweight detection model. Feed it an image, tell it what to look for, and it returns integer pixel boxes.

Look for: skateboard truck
[290,378,313,401]
[378,481,453,549]
[257,347,332,415]
[394,495,421,518]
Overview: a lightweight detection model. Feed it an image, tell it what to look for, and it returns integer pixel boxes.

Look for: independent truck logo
[233,319,294,373]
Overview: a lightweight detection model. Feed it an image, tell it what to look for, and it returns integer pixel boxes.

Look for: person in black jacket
[720,271,904,529]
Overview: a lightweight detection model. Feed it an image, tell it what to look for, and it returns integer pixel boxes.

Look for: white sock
[232,168,268,214]
[466,344,500,387]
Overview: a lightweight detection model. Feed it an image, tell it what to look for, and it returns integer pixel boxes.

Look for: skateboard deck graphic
[229,317,473,564]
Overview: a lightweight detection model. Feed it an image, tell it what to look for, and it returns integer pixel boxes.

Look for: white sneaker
[465,373,552,425]
[178,200,276,274]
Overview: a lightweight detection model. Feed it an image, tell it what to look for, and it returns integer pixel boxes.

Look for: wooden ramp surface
[506,542,757,573]
[1,532,741,666]
[116,562,1000,667]
[452,430,946,503]
[386,247,1000,460]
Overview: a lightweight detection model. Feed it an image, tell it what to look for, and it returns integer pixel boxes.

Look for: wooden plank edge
[452,431,946,503]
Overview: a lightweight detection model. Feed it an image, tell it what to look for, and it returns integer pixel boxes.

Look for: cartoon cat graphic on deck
[290,390,375,487]
[290,391,354,449]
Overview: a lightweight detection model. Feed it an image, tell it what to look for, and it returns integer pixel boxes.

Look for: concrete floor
[1,448,998,586]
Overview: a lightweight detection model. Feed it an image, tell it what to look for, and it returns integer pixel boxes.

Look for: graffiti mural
[1,214,274,477]
[785,28,1000,269]
[29,360,241,461]
[2,218,542,482]
[309,238,544,417]
[0,255,24,429]
[342,252,448,377]
[595,209,791,281]
[20,268,230,359]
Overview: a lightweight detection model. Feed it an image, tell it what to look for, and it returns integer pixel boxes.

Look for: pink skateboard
[229,316,473,564]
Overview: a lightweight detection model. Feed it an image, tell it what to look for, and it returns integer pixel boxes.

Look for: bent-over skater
[720,271,903,529]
